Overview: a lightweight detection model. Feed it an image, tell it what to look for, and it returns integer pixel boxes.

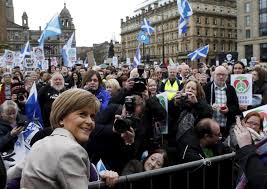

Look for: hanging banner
[156,92,168,134]
[13,51,24,70]
[3,50,15,67]
[32,46,45,69]
[231,74,253,105]
[42,60,49,71]
[66,48,76,67]
[243,105,267,133]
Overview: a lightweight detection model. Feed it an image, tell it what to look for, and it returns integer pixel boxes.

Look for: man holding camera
[86,95,145,174]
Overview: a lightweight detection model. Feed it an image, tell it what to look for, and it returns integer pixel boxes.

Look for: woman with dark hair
[82,70,110,111]
[252,67,267,105]
[69,71,82,88]
[121,148,168,175]
[232,61,246,75]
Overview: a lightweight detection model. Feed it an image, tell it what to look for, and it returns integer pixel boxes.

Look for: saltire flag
[177,0,193,35]
[96,159,107,176]
[137,30,150,45]
[20,41,31,62]
[141,18,155,36]
[132,45,141,68]
[25,82,43,126]
[187,45,209,61]
[38,14,62,46]
[62,33,75,67]
[63,32,74,50]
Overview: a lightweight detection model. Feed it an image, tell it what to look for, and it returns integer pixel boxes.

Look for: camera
[131,64,147,94]
[125,96,136,114]
[180,93,188,102]
[17,93,25,102]
[113,117,134,134]
[17,116,28,129]
[114,96,139,134]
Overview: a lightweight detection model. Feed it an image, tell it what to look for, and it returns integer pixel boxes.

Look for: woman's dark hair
[233,61,246,74]
[69,71,82,87]
[253,67,267,85]
[143,148,169,168]
[82,70,102,88]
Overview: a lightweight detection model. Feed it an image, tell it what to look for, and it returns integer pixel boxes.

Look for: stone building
[121,0,237,65]
[237,0,267,62]
[1,1,76,64]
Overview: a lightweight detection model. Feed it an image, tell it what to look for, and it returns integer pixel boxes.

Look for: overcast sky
[13,0,144,47]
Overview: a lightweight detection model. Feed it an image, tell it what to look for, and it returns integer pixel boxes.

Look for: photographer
[87,95,161,174]
[11,83,28,115]
[169,79,212,145]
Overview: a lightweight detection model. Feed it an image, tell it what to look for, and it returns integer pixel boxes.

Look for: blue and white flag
[63,32,74,50]
[177,0,193,35]
[141,18,155,36]
[96,159,107,176]
[20,41,31,61]
[25,82,43,126]
[137,31,150,45]
[188,45,209,61]
[133,45,141,68]
[178,17,188,35]
[38,14,62,46]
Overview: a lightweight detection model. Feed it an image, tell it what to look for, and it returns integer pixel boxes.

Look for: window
[205,29,208,36]
[221,30,225,37]
[214,30,217,37]
[245,45,253,61]
[213,18,217,25]
[245,3,251,13]
[260,43,267,61]
[205,18,209,24]
[197,17,201,24]
[246,30,251,38]
[260,0,267,9]
[221,43,225,51]
[213,43,217,51]
[245,16,251,27]
[197,28,200,36]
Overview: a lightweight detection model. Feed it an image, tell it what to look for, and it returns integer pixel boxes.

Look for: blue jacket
[96,86,110,111]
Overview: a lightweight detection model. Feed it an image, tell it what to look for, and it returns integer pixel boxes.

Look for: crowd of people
[0,61,267,188]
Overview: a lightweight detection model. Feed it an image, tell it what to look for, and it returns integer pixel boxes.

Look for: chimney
[141,8,145,14]
[39,26,41,31]
[126,16,129,21]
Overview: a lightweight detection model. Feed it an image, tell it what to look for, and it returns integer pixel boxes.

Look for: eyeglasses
[246,121,260,126]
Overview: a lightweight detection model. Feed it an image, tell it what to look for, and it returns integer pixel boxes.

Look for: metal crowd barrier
[88,152,236,189]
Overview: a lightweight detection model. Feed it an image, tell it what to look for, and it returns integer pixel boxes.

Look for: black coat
[38,85,65,128]
[203,82,240,128]
[253,80,267,105]
[236,145,267,189]
[86,123,135,174]
[176,128,229,163]
[0,156,6,189]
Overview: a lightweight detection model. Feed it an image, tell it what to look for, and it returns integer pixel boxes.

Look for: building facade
[0,0,8,50]
[1,1,76,64]
[121,0,237,65]
[237,0,267,62]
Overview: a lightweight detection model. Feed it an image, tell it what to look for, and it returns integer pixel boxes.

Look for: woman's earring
[60,122,64,126]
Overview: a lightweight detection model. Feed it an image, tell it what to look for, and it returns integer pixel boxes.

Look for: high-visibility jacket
[164,79,179,100]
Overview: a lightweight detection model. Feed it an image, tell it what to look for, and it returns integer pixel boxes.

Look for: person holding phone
[0,100,28,153]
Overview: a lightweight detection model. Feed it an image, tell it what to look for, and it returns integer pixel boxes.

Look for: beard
[52,83,64,91]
